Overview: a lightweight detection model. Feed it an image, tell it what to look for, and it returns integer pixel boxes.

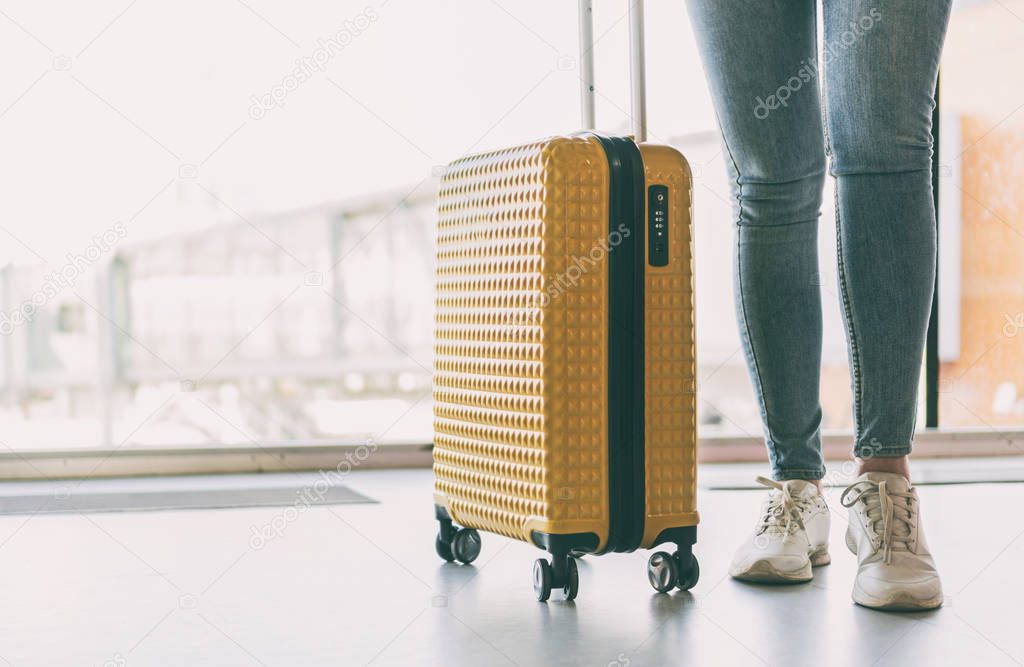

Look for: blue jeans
[686,0,953,480]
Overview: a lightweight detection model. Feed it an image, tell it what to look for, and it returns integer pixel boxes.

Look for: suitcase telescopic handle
[578,0,648,142]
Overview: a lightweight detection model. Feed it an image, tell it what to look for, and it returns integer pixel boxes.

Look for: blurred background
[0,0,1020,452]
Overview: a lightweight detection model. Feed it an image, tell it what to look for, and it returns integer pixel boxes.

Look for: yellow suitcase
[432,1,698,601]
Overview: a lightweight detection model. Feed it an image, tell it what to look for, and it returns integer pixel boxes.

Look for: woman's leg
[824,0,953,610]
[686,0,826,481]
[686,0,832,584]
[822,0,952,463]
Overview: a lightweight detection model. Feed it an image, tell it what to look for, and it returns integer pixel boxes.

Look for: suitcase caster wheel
[561,556,579,601]
[676,552,699,591]
[533,559,553,602]
[450,528,481,564]
[647,551,679,593]
[435,533,454,562]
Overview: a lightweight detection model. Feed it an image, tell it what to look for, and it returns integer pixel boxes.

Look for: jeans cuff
[855,443,912,459]
[772,467,826,481]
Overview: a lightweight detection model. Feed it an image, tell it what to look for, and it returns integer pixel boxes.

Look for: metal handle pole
[628,0,648,142]
[578,0,596,129]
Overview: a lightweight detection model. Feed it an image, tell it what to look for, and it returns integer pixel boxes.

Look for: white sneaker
[729,476,831,583]
[841,472,943,610]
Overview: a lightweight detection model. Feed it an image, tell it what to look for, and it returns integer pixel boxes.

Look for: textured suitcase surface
[432,133,698,597]
[637,143,699,546]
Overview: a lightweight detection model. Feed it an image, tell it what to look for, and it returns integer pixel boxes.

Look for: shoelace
[755,476,809,536]
[841,480,916,564]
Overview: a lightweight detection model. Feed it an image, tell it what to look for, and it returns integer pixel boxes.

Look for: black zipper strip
[587,134,646,553]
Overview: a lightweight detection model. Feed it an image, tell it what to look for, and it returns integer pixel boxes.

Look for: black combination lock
[647,184,669,266]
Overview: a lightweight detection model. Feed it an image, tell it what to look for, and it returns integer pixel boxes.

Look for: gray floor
[1,469,1022,666]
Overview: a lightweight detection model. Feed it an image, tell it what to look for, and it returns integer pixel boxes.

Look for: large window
[0,1,1017,452]
[935,0,1024,430]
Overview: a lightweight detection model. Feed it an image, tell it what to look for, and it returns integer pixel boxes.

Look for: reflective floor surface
[0,469,1021,666]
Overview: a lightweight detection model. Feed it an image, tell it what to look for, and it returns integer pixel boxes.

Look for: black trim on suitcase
[589,134,646,554]
[651,525,697,552]
[530,530,601,556]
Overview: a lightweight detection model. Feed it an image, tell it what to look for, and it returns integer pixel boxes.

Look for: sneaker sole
[810,547,831,567]
[730,547,830,584]
[852,584,944,611]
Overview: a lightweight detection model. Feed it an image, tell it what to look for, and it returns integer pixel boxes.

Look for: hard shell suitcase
[432,0,698,601]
